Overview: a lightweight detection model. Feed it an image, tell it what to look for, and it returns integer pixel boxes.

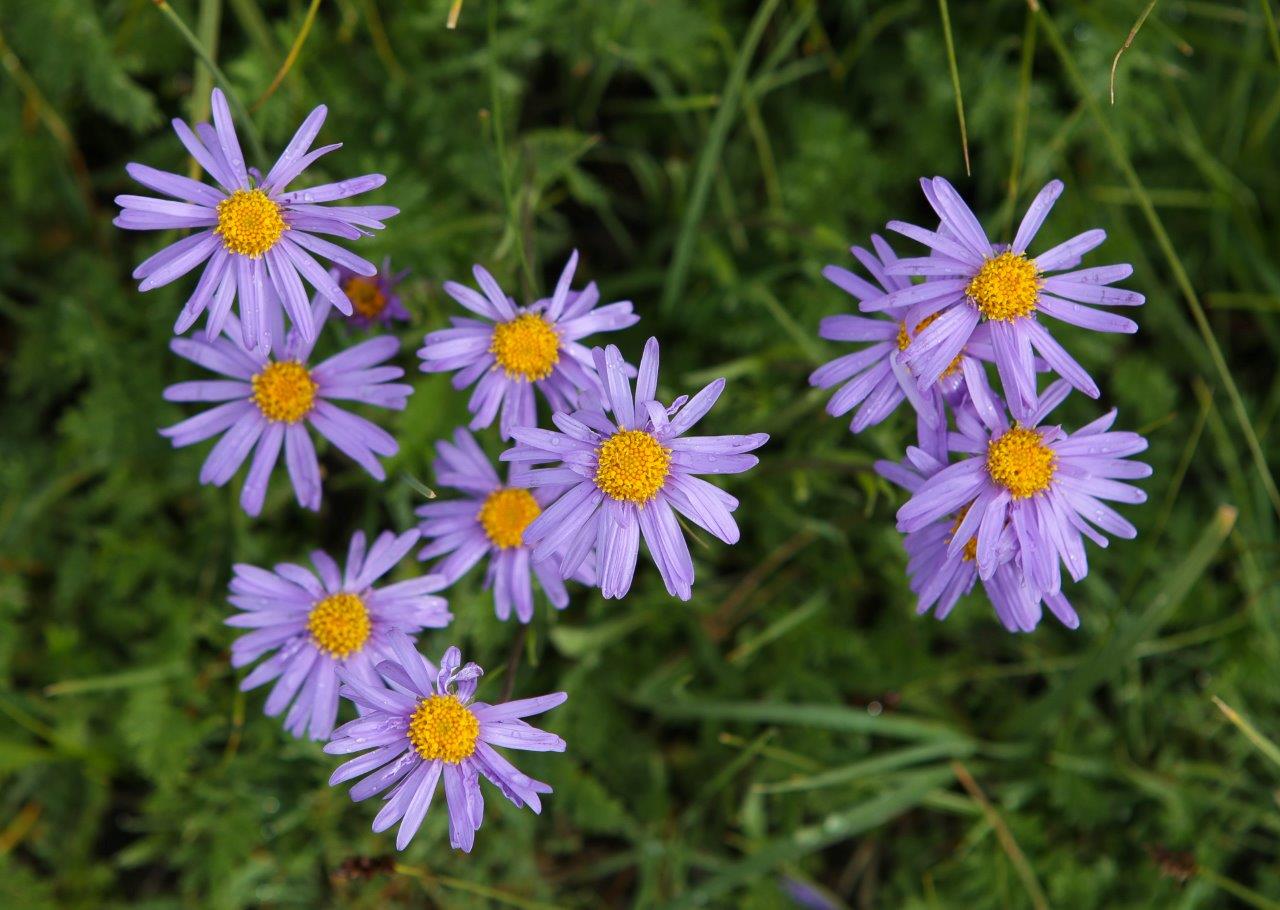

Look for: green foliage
[2,0,1279,906]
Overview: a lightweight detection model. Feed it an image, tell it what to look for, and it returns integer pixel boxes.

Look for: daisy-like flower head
[160,292,410,516]
[417,251,640,440]
[326,633,567,853]
[416,428,595,623]
[335,257,411,329]
[116,88,397,351]
[228,529,450,740]
[501,338,769,601]
[810,233,1030,433]
[875,409,1079,632]
[896,367,1151,606]
[870,177,1143,418]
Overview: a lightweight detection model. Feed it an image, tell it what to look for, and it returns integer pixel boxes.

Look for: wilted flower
[335,257,411,329]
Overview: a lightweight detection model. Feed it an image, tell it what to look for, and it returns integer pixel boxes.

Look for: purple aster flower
[896,368,1150,603]
[326,633,566,852]
[875,409,1079,632]
[871,177,1143,418]
[417,251,640,440]
[501,338,769,601]
[810,233,1035,432]
[160,292,411,516]
[416,428,595,623]
[116,88,397,351]
[227,529,451,740]
[335,257,411,328]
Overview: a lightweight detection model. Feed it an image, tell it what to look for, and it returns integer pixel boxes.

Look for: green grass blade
[660,0,784,313]
[667,767,955,908]
[1009,504,1237,733]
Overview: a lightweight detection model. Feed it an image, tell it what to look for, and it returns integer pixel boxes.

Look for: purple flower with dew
[810,233,1036,432]
[116,88,396,351]
[327,633,566,852]
[896,368,1150,606]
[417,251,639,440]
[160,292,410,516]
[416,428,595,623]
[873,177,1143,418]
[875,407,1078,632]
[228,529,450,740]
[335,257,411,328]
[501,337,769,601]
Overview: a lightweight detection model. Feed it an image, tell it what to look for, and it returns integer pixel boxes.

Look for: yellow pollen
[986,426,1057,499]
[343,276,388,320]
[251,361,318,423]
[407,695,480,763]
[478,487,542,549]
[215,189,286,258]
[948,505,979,562]
[594,429,672,504]
[896,313,963,379]
[966,250,1041,321]
[489,313,560,381]
[307,593,371,659]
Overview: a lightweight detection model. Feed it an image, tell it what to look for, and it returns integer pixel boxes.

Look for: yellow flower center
[343,276,388,320]
[407,694,480,763]
[477,487,542,549]
[307,593,371,659]
[966,250,1041,322]
[986,426,1056,500]
[594,429,671,504]
[948,505,979,562]
[896,313,962,379]
[215,189,286,259]
[489,313,560,381]
[251,361,318,423]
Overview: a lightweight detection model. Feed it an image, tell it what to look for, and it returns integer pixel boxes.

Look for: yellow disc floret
[948,505,980,562]
[215,189,286,258]
[407,694,480,763]
[896,312,962,379]
[478,487,542,549]
[307,593,371,659]
[986,425,1056,499]
[252,361,318,423]
[966,250,1041,322]
[343,276,388,320]
[594,429,672,504]
[489,313,561,381]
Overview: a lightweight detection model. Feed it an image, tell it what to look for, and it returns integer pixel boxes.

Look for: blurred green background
[3,0,1280,906]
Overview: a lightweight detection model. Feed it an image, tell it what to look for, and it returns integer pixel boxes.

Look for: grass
[2,0,1279,906]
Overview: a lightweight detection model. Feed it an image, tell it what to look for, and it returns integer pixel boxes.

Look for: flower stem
[153,0,270,170]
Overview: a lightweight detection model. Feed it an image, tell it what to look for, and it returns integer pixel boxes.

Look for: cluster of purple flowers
[811,177,1151,632]
[119,89,766,853]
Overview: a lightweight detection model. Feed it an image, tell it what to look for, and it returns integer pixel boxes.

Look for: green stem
[937,0,971,175]
[487,0,535,298]
[154,0,269,170]
[661,0,783,313]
